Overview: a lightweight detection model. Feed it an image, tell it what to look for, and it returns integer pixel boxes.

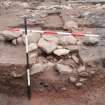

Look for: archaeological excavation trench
[1,1,105,105]
[0,22,105,97]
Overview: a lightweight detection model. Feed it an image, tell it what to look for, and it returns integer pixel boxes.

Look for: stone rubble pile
[0,30,99,88]
[0,0,102,89]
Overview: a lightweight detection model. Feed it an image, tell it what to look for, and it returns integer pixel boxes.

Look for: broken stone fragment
[12,37,24,45]
[0,30,22,41]
[30,63,44,75]
[79,72,89,77]
[17,37,24,45]
[95,3,102,9]
[28,43,38,52]
[61,87,67,91]
[60,58,78,69]
[47,9,61,15]
[39,11,48,18]
[87,67,97,75]
[43,62,55,70]
[12,39,17,46]
[69,76,77,83]
[59,36,77,45]
[38,38,57,54]
[89,70,96,75]
[42,35,59,44]
[83,36,99,46]
[43,15,63,28]
[77,40,82,45]
[55,64,73,75]
[63,20,78,31]
[56,45,63,49]
[77,65,86,73]
[29,53,38,64]
[72,55,79,64]
[11,71,24,78]
[53,49,70,56]
[22,32,41,45]
[79,78,87,82]
[80,11,91,18]
[21,2,30,9]
[66,45,79,53]
[84,11,105,28]
[75,82,83,87]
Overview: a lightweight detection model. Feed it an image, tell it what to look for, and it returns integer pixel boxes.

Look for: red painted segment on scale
[8,28,71,35]
[7,28,99,37]
[72,32,84,36]
[7,28,20,32]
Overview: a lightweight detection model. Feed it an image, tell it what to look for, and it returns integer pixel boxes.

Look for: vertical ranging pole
[24,17,31,99]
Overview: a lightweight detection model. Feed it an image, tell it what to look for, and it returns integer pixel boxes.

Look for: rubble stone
[11,71,24,78]
[75,82,83,87]
[43,62,55,70]
[72,55,79,64]
[42,35,59,44]
[79,72,89,77]
[80,11,91,18]
[58,58,78,71]
[55,64,73,74]
[17,37,24,45]
[30,63,44,75]
[85,11,105,27]
[83,36,99,46]
[12,39,17,46]
[78,65,86,73]
[29,53,38,64]
[59,36,77,45]
[69,76,77,83]
[57,45,63,49]
[79,46,105,63]
[21,2,30,8]
[66,45,79,52]
[63,20,78,31]
[79,78,87,82]
[53,49,70,56]
[0,30,22,41]
[43,15,63,28]
[23,32,41,45]
[89,70,96,75]
[38,38,57,54]
[28,43,38,52]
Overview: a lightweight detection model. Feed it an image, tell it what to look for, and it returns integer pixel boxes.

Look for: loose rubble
[63,20,78,32]
[0,29,100,88]
[55,64,74,74]
[28,43,38,52]
[53,49,70,56]
[38,38,57,54]
[0,0,104,91]
[75,82,83,87]
[83,36,99,46]
[23,32,41,44]
[58,36,77,45]
[0,30,22,41]
[69,76,77,83]
[30,63,44,75]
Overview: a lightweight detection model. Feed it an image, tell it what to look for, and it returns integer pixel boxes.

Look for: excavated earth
[0,0,105,105]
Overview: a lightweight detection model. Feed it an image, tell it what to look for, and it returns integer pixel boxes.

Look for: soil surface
[1,71,105,105]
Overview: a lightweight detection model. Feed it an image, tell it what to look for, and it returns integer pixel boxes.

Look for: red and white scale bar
[8,28,99,37]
